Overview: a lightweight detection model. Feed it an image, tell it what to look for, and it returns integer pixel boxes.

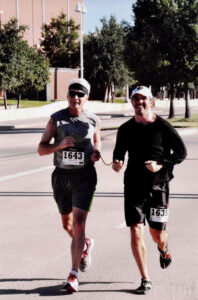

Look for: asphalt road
[0,110,198,300]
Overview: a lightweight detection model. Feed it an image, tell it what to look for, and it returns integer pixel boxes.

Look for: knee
[150,228,167,244]
[62,222,73,234]
[130,224,144,245]
[61,214,73,235]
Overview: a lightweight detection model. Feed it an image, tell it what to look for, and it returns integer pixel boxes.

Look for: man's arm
[91,121,101,162]
[112,126,126,172]
[145,121,187,173]
[38,117,75,156]
[162,121,187,165]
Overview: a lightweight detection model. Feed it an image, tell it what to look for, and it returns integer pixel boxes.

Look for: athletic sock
[70,269,78,278]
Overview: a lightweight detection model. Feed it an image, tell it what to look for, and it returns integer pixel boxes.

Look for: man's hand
[145,160,163,173]
[91,149,101,162]
[58,136,75,150]
[112,160,123,172]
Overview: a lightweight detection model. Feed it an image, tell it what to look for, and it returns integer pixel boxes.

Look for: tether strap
[100,155,113,166]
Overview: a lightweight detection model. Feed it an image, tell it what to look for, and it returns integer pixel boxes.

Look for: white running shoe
[79,238,94,272]
[62,273,79,292]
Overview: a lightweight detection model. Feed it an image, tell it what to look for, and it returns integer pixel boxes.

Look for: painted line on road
[0,191,196,199]
[0,165,54,183]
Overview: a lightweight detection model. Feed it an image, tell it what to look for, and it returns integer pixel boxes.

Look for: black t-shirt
[113,115,187,185]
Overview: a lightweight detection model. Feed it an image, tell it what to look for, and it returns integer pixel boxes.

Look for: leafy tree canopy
[0,18,49,107]
[40,12,80,68]
[84,16,132,100]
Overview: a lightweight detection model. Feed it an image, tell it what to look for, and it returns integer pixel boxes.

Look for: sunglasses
[69,91,86,98]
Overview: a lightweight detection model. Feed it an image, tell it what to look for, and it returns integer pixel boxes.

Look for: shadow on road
[0,279,135,296]
[0,128,44,134]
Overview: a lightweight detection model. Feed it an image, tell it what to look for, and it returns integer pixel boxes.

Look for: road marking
[0,165,54,182]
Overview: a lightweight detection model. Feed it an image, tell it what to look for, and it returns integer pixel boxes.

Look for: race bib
[150,207,169,223]
[62,150,84,166]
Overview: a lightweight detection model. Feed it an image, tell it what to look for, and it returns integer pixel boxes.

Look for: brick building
[0,0,84,100]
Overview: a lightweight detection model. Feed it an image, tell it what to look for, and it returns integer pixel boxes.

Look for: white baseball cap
[131,86,153,99]
[68,78,90,95]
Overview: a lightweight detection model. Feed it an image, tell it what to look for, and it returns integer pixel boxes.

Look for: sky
[84,0,136,34]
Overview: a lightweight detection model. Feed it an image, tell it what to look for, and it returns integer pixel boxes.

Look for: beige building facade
[0,0,85,100]
[0,0,83,46]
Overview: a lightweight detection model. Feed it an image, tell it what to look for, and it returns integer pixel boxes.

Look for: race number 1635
[150,208,169,223]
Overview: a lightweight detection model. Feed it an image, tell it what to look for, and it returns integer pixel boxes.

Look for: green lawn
[168,114,198,128]
[0,99,51,108]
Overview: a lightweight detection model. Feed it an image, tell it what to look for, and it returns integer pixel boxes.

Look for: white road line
[0,165,54,183]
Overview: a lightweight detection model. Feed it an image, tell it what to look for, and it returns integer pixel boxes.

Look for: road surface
[0,111,198,300]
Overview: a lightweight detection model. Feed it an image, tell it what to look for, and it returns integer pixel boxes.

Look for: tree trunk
[3,90,8,110]
[17,93,21,109]
[105,85,111,103]
[111,84,115,103]
[168,85,175,119]
[184,82,190,119]
[103,86,107,102]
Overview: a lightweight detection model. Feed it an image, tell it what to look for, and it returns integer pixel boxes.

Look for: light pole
[42,0,45,25]
[67,0,70,21]
[0,10,4,29]
[75,1,87,78]
[16,0,19,28]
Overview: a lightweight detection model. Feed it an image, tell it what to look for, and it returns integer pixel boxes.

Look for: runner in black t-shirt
[112,86,187,295]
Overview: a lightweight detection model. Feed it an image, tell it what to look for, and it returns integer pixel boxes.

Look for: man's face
[67,89,88,110]
[131,93,153,116]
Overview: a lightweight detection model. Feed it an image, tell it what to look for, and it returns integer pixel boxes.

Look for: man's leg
[71,207,88,272]
[62,207,88,292]
[130,223,152,295]
[149,227,168,251]
[130,223,150,281]
[149,227,172,269]
[61,212,73,238]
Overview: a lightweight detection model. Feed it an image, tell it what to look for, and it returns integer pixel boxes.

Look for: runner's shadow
[78,281,134,294]
[0,285,65,296]
[0,279,135,296]
[0,278,65,296]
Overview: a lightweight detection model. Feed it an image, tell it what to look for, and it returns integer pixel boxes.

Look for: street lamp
[0,10,4,29]
[42,0,45,25]
[67,0,70,21]
[75,1,87,78]
[16,0,19,28]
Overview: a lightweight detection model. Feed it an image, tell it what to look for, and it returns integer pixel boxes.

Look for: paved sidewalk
[0,99,198,122]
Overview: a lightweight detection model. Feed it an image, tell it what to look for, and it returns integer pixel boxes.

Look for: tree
[125,0,198,118]
[84,16,131,102]
[13,44,50,108]
[40,12,80,68]
[0,19,27,108]
[0,18,49,109]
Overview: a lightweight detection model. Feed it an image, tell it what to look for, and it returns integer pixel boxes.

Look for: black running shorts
[124,182,169,230]
[51,164,97,215]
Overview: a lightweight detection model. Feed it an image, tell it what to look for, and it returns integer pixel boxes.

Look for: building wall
[0,0,84,101]
[48,68,79,101]
[0,0,83,47]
